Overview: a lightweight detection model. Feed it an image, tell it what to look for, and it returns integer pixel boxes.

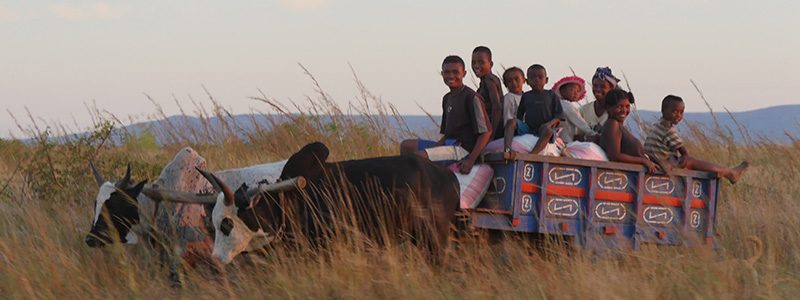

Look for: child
[644,95,749,183]
[505,64,563,154]
[471,46,504,140]
[598,89,659,173]
[580,67,620,132]
[399,55,493,174]
[552,75,597,143]
[501,67,526,151]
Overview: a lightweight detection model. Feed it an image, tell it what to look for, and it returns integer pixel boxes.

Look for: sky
[1,0,798,138]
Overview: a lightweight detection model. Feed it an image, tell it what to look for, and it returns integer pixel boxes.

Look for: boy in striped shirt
[644,95,749,183]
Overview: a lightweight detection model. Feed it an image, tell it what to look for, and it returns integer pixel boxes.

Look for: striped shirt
[644,118,684,160]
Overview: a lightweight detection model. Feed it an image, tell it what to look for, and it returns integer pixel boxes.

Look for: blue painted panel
[470,157,722,251]
[517,161,543,218]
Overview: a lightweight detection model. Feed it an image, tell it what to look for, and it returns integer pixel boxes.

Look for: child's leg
[530,125,554,154]
[504,119,516,151]
[684,156,749,184]
[400,139,420,156]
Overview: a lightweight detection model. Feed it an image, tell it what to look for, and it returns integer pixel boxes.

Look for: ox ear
[280,142,329,180]
[128,180,147,196]
[234,183,251,208]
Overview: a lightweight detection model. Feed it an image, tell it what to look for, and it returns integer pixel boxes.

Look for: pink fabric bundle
[449,163,494,209]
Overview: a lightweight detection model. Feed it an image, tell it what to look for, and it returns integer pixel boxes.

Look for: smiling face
[607,97,632,123]
[503,69,525,94]
[471,51,492,78]
[441,62,465,90]
[592,78,614,103]
[86,180,146,247]
[662,99,685,126]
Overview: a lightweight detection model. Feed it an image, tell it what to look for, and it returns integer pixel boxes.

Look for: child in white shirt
[553,76,596,143]
[501,67,528,150]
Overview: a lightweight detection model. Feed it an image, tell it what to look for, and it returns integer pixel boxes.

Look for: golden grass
[2,78,800,299]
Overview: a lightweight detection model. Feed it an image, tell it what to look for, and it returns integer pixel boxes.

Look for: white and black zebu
[84,147,289,280]
[147,142,462,264]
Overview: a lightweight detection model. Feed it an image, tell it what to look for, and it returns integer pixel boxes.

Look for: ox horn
[116,163,132,189]
[142,188,218,205]
[196,167,234,206]
[258,176,307,193]
[89,161,105,187]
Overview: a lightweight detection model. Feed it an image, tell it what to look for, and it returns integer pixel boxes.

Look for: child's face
[471,52,492,78]
[559,83,582,102]
[607,98,631,123]
[592,78,613,102]
[526,69,548,92]
[441,62,466,90]
[662,100,685,126]
[503,71,525,94]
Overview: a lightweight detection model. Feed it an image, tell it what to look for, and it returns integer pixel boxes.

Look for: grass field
[1,83,799,299]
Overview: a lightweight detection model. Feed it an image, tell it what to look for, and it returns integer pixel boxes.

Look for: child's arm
[459,130,492,174]
[486,80,503,137]
[676,146,689,167]
[602,122,658,172]
[563,102,596,136]
[504,119,516,152]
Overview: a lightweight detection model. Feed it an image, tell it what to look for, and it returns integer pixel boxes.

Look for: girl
[599,89,658,173]
[580,67,620,132]
[553,75,596,143]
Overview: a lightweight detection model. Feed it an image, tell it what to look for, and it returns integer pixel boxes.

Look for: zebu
[149,142,462,264]
[85,147,287,277]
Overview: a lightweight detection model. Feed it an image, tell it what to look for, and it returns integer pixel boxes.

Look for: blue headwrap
[592,67,621,88]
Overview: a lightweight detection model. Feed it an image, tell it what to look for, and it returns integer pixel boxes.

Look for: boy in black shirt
[471,46,504,140]
[400,55,493,174]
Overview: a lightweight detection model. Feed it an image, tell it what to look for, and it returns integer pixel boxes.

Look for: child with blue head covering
[579,67,622,133]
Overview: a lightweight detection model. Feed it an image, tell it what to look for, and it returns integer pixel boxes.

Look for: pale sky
[2,0,798,138]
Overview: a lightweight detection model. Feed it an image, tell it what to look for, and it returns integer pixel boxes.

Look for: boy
[644,95,749,183]
[506,64,563,154]
[471,46,504,140]
[501,67,526,152]
[399,55,493,174]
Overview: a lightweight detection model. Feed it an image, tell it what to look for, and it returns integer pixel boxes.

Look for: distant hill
[27,105,800,145]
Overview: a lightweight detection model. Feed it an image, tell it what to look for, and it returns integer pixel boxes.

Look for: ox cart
[466,152,720,251]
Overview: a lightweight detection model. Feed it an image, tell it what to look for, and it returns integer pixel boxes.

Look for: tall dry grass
[1,74,799,299]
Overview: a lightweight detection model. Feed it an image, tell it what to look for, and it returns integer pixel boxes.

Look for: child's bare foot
[726,161,750,184]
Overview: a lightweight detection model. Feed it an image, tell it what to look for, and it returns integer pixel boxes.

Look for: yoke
[468,152,720,251]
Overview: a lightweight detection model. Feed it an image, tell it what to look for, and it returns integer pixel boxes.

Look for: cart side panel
[586,168,639,251]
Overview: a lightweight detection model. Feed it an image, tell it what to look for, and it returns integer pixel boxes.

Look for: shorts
[516,119,531,136]
[417,139,469,164]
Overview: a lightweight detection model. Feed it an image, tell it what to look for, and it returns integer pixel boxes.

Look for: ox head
[142,167,306,264]
[198,169,307,264]
[198,142,325,263]
[85,162,147,247]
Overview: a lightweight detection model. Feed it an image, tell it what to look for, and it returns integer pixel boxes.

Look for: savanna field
[1,81,799,299]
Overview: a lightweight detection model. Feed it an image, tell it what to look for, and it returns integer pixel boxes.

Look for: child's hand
[546,119,561,128]
[643,160,659,174]
[677,155,689,168]
[458,157,475,174]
